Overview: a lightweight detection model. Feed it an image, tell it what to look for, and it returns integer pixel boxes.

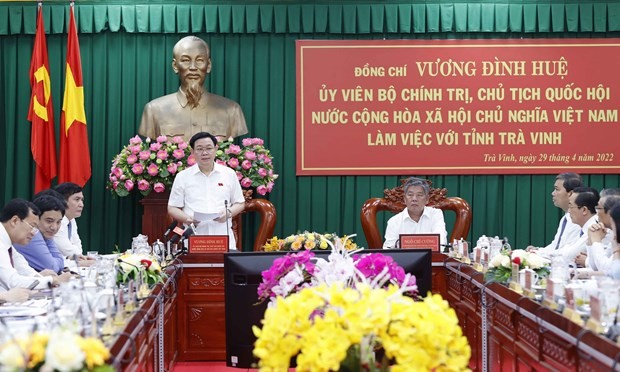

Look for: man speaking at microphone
[167,132,245,250]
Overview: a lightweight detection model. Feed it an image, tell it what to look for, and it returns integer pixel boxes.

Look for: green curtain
[1,1,620,253]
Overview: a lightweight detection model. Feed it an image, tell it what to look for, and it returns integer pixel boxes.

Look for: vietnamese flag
[59,5,91,186]
[28,5,57,193]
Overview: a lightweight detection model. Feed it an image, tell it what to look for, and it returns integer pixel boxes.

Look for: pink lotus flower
[236,171,243,180]
[147,163,159,176]
[150,143,162,151]
[241,177,252,188]
[268,169,274,177]
[112,167,123,178]
[228,158,240,168]
[157,150,168,160]
[129,145,142,154]
[156,135,168,143]
[139,151,151,161]
[173,149,185,160]
[264,156,272,164]
[125,180,134,191]
[267,181,274,192]
[172,136,184,144]
[258,168,268,177]
[252,138,264,145]
[129,135,142,145]
[242,138,252,146]
[132,163,144,175]
[245,151,257,161]
[120,175,126,180]
[110,175,118,182]
[113,181,119,190]
[241,160,252,170]
[256,185,268,195]
[127,154,138,165]
[167,163,178,174]
[178,142,188,150]
[187,154,196,166]
[227,144,241,155]
[138,179,150,191]
[153,182,166,193]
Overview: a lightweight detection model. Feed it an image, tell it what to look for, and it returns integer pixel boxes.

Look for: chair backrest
[232,190,277,251]
[360,179,472,249]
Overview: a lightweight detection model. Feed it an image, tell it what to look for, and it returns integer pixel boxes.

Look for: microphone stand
[225,200,231,252]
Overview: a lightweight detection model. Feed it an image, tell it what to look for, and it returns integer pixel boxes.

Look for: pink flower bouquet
[216,138,278,196]
[108,135,194,197]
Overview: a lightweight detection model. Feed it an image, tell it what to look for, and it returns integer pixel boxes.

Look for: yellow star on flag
[62,64,87,135]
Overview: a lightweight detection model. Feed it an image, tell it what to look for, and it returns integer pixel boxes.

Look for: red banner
[296,39,620,175]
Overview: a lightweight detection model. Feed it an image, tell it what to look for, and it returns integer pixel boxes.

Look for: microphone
[168,225,186,244]
[175,226,195,256]
[225,200,231,252]
[163,221,178,239]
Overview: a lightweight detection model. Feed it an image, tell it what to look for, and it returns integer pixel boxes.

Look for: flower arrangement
[262,231,358,252]
[0,329,113,371]
[253,284,471,371]
[108,135,194,197]
[117,252,166,286]
[257,238,417,304]
[485,249,550,283]
[216,137,278,196]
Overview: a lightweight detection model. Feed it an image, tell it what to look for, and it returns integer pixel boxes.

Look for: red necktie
[8,246,14,268]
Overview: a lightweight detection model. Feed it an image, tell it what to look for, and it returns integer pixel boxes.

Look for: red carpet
[173,362,295,371]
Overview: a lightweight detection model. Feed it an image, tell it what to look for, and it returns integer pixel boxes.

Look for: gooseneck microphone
[225,200,231,251]
[163,221,178,239]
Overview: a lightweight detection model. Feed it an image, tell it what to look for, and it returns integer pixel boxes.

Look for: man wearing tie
[539,187,599,263]
[528,172,583,252]
[0,199,54,290]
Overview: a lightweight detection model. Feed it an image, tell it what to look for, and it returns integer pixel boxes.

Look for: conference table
[110,252,620,371]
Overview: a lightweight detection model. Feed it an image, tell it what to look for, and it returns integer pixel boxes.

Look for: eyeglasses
[21,219,39,234]
[595,206,604,211]
[193,147,215,154]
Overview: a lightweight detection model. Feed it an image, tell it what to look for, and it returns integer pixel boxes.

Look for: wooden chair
[232,190,277,251]
[360,179,472,249]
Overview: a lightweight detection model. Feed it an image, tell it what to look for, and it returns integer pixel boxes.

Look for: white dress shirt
[168,163,245,250]
[585,230,615,272]
[383,206,447,249]
[538,213,582,251]
[0,223,52,290]
[53,216,83,257]
[551,215,599,262]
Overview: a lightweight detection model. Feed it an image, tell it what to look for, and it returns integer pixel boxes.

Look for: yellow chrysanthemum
[77,336,110,369]
[28,332,49,368]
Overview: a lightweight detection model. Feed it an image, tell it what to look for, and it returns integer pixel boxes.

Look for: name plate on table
[399,234,440,251]
[189,235,229,253]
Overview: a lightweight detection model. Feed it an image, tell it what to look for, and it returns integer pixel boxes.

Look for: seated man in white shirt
[383,177,447,249]
[52,183,94,266]
[539,187,599,264]
[584,190,620,273]
[528,172,583,251]
[168,132,246,251]
[607,205,620,280]
[0,199,68,291]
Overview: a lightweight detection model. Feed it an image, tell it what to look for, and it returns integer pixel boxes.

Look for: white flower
[272,265,305,298]
[510,249,527,261]
[45,330,85,372]
[0,342,26,369]
[525,252,549,270]
[489,253,510,268]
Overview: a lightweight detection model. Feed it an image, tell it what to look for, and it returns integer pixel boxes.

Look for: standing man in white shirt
[383,177,447,249]
[168,132,246,250]
[528,172,583,252]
